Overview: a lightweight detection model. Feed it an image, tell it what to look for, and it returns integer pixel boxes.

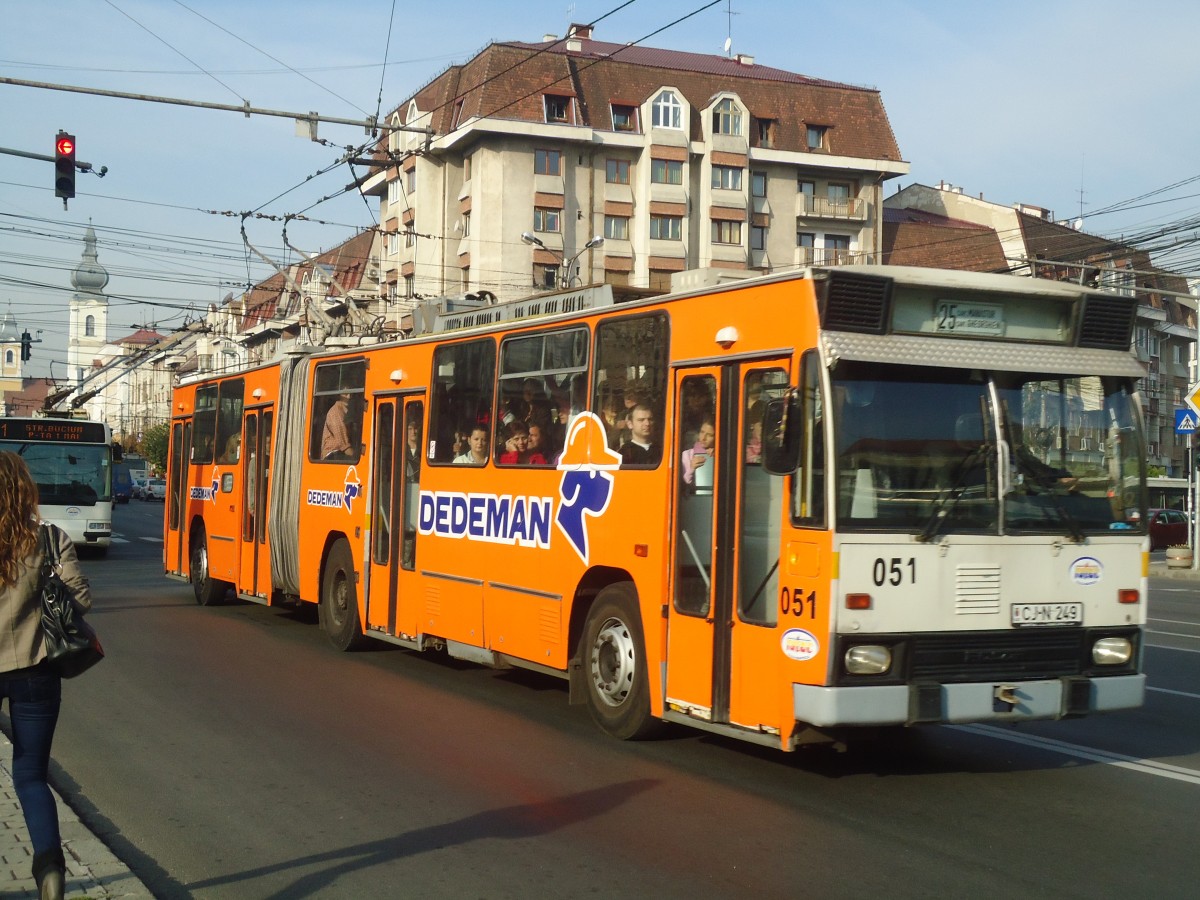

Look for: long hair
[0,451,41,588]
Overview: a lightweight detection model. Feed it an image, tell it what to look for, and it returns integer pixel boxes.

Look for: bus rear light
[845,593,871,610]
[845,645,891,675]
[1117,589,1139,604]
[1092,637,1132,666]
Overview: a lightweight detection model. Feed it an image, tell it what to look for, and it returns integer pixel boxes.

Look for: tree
[141,422,171,473]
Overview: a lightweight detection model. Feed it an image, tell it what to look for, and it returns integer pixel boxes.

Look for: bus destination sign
[0,418,107,444]
[934,300,1006,337]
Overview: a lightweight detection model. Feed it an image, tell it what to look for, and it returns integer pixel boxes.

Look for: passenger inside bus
[320,392,357,460]
[454,426,489,465]
[220,433,240,464]
[619,403,661,466]
[681,418,715,490]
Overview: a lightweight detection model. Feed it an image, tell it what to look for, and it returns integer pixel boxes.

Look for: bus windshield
[0,440,112,507]
[831,362,1144,538]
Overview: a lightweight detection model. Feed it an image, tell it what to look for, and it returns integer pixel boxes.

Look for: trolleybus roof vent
[1077,294,1136,350]
[819,270,893,335]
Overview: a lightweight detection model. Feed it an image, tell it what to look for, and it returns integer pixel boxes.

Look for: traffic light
[20,330,32,362]
[54,131,76,199]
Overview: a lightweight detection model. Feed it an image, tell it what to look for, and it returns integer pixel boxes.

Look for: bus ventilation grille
[820,271,892,335]
[1077,295,1136,350]
[908,629,1085,683]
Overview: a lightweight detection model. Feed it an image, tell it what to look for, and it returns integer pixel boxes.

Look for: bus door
[666,359,790,729]
[237,408,273,600]
[167,419,191,574]
[365,395,424,639]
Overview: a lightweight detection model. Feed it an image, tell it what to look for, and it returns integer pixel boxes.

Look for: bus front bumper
[793,673,1145,727]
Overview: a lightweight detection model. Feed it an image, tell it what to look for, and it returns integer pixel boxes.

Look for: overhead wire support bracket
[0,76,435,141]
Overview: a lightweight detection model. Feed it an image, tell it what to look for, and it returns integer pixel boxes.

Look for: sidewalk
[0,736,153,899]
[1150,559,1200,580]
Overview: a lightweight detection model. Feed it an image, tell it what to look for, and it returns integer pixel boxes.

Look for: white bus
[0,415,117,555]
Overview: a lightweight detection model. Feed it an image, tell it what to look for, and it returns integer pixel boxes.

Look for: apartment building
[885,182,1196,476]
[360,23,908,303]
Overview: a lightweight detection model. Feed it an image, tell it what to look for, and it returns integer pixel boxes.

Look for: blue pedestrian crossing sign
[1175,409,1198,434]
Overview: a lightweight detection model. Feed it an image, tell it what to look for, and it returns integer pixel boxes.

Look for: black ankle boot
[31,848,65,900]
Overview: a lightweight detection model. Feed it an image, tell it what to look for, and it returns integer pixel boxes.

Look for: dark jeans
[0,666,62,862]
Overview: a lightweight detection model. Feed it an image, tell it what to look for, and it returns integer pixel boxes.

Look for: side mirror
[762,390,803,475]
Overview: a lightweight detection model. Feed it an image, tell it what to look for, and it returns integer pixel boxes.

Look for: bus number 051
[873,557,916,587]
[781,587,816,618]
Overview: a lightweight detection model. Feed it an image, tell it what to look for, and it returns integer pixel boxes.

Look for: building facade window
[544,95,572,123]
[404,274,415,298]
[4,349,12,365]
[461,267,470,290]
[650,215,682,240]
[85,315,95,337]
[387,231,399,255]
[534,208,561,233]
[462,212,470,237]
[806,125,827,150]
[827,182,851,212]
[534,149,562,176]
[388,180,401,206]
[463,155,472,182]
[604,215,630,240]
[751,225,767,251]
[535,264,560,289]
[798,179,815,211]
[405,168,417,193]
[606,158,630,184]
[651,158,683,185]
[712,98,742,135]
[652,90,682,129]
[611,104,639,132]
[797,231,816,262]
[751,171,767,198]
[826,234,851,263]
[711,165,743,190]
[405,227,415,248]
[756,118,775,148]
[712,220,742,244]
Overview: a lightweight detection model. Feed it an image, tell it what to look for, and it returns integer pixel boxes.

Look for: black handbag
[37,524,104,678]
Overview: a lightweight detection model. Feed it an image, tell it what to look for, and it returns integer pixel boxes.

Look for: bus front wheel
[190,527,225,606]
[581,584,659,740]
[320,538,366,652]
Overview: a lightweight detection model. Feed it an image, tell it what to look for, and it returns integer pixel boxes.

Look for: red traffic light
[55,135,75,156]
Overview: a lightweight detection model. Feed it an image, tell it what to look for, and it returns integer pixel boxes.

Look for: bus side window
[192,384,218,464]
[793,350,826,528]
[310,361,366,462]
[428,338,496,465]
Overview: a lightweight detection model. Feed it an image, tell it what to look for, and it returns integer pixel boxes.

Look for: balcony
[797,195,868,221]
[795,246,874,267]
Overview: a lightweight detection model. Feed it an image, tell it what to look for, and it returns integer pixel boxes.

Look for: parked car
[131,477,148,500]
[146,478,167,501]
[1147,508,1189,551]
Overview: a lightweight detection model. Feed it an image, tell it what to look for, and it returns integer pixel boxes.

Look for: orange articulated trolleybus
[164,266,1150,751]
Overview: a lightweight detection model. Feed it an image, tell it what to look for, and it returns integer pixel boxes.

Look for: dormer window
[712,98,742,136]
[806,124,828,150]
[611,103,639,132]
[544,95,572,123]
[652,90,682,129]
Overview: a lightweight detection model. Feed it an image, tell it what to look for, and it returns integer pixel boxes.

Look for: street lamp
[521,232,604,289]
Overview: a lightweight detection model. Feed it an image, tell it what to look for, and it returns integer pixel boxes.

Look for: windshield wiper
[917,442,993,543]
[1010,449,1086,543]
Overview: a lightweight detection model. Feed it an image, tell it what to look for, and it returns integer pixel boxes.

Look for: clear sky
[3,0,1198,379]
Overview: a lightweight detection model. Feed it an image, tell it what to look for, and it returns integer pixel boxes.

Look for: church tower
[67,225,110,385]
[0,310,24,393]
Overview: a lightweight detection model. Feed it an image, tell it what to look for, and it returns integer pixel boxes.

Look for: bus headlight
[1092,637,1132,666]
[845,644,892,675]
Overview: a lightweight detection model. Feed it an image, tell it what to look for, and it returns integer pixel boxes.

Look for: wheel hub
[590,617,635,707]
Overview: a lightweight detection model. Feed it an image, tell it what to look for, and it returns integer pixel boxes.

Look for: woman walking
[0,450,91,899]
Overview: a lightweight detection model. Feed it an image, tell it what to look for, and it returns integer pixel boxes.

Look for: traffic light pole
[0,145,103,174]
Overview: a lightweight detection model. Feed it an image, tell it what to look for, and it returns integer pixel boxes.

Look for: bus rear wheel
[320,538,366,652]
[581,584,659,740]
[190,526,225,606]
